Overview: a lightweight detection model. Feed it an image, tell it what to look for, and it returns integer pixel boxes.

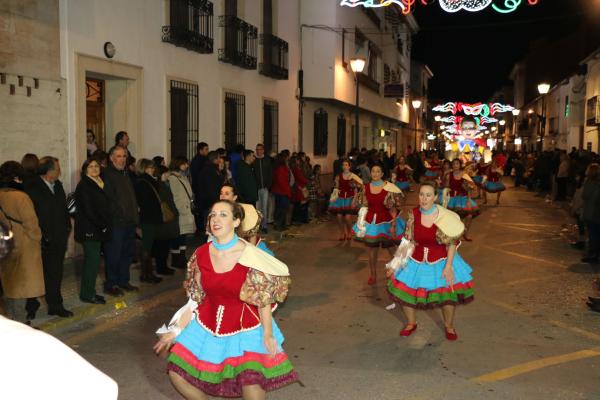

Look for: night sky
[411,0,587,102]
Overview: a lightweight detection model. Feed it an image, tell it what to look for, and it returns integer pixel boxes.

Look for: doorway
[86,78,106,155]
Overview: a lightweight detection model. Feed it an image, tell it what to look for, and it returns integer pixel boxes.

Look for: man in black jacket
[197,151,224,242]
[253,144,273,233]
[236,150,258,205]
[102,146,139,296]
[190,142,209,233]
[25,157,72,318]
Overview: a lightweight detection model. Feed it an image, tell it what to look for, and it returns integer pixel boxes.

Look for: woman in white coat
[167,157,196,268]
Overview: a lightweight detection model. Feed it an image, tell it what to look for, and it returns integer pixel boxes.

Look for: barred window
[337,114,346,157]
[169,80,199,160]
[224,92,245,151]
[314,108,328,156]
[263,100,279,155]
[162,0,214,54]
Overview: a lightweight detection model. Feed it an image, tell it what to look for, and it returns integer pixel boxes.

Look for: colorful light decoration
[339,0,539,14]
[432,102,515,116]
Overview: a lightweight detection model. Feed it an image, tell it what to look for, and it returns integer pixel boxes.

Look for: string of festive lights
[432,102,515,116]
[340,0,539,13]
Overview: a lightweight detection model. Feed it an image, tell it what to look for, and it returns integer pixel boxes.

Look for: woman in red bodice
[446,159,479,241]
[154,200,298,399]
[329,159,363,240]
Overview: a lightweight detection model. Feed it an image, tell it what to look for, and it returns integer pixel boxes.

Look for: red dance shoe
[400,324,417,337]
[367,276,376,285]
[445,327,458,341]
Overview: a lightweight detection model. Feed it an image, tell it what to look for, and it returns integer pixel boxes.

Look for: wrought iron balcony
[259,34,288,80]
[162,0,214,54]
[218,15,258,70]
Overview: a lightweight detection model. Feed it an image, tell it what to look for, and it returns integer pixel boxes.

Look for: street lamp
[537,82,550,150]
[499,120,506,126]
[434,115,441,122]
[512,109,521,145]
[350,57,366,148]
[412,99,422,150]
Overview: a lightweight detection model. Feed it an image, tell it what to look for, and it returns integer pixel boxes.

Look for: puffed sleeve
[436,227,462,246]
[384,191,403,210]
[183,252,205,303]
[240,269,292,307]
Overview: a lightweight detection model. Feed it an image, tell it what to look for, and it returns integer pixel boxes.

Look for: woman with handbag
[0,161,45,323]
[167,157,195,269]
[134,159,166,283]
[74,159,112,304]
[386,181,474,340]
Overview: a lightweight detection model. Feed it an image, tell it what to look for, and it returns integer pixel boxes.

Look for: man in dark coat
[197,151,224,242]
[236,150,258,205]
[102,146,139,296]
[190,142,209,233]
[25,157,72,318]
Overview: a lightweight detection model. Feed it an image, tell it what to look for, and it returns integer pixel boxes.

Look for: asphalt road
[57,185,600,400]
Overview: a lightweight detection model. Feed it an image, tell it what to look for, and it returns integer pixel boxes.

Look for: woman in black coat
[74,159,112,304]
[134,159,168,282]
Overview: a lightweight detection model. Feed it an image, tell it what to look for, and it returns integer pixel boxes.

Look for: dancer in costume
[393,156,413,192]
[436,159,452,206]
[353,163,405,285]
[220,184,274,256]
[482,159,506,206]
[446,159,479,241]
[153,200,298,399]
[471,158,489,199]
[424,153,442,180]
[328,159,363,241]
[386,181,474,341]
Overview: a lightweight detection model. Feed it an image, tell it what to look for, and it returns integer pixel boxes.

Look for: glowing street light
[350,58,366,73]
[537,83,550,95]
[512,109,521,116]
[499,120,506,126]
[412,99,422,109]
[528,109,534,114]
[434,115,442,122]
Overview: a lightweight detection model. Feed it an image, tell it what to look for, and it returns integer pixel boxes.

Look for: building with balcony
[2,0,300,190]
[582,48,600,153]
[299,1,418,170]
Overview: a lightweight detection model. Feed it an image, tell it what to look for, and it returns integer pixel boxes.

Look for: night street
[54,186,600,400]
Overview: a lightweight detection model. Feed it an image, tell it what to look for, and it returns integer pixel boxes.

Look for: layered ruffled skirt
[395,181,410,191]
[472,175,484,186]
[167,319,298,398]
[447,196,480,218]
[483,181,506,193]
[388,252,474,309]
[352,217,406,248]
[328,197,358,214]
[424,170,439,178]
[256,241,274,257]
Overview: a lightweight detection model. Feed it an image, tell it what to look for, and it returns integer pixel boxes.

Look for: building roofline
[302,97,409,127]
[580,46,600,65]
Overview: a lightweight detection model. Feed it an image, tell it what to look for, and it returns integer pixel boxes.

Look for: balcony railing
[259,34,288,80]
[162,0,214,54]
[218,15,258,70]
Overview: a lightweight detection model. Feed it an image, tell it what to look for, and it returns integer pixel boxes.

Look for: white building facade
[582,49,600,153]
[299,1,416,172]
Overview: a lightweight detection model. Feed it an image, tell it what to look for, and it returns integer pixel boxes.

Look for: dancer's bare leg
[336,214,345,239]
[442,305,457,333]
[368,247,378,279]
[242,384,266,400]
[402,306,417,327]
[169,371,208,400]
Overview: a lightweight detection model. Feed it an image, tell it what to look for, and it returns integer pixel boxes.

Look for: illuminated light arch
[339,0,406,9]
[340,0,539,14]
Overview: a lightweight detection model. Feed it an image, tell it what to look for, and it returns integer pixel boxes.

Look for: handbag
[0,206,15,260]
[143,180,176,223]
[173,175,197,214]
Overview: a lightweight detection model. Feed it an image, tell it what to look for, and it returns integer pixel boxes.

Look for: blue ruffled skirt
[424,170,438,178]
[483,181,506,193]
[395,181,410,190]
[446,196,480,217]
[472,175,484,186]
[256,240,274,257]
[173,318,285,364]
[329,197,356,213]
[352,217,406,247]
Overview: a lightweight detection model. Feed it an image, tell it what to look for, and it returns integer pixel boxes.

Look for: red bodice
[487,170,500,182]
[365,184,392,224]
[395,167,409,182]
[476,165,488,175]
[428,159,442,172]
[410,208,447,263]
[337,173,356,199]
[195,245,265,337]
[449,173,468,196]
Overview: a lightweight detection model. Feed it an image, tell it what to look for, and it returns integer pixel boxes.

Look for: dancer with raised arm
[393,156,413,192]
[446,159,479,241]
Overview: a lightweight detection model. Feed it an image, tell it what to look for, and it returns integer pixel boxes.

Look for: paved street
[54,185,600,400]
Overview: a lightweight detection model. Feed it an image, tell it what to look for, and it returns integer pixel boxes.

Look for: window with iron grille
[337,114,346,157]
[263,100,279,155]
[218,0,258,70]
[314,108,328,156]
[162,0,214,54]
[169,80,199,161]
[224,92,245,151]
